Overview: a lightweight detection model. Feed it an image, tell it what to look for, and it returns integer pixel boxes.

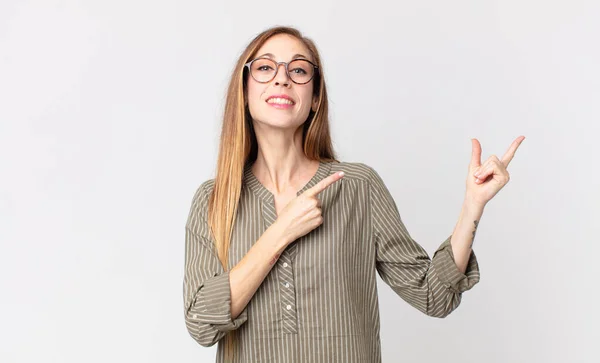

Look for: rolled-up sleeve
[183,181,248,347]
[368,166,480,318]
[432,234,480,294]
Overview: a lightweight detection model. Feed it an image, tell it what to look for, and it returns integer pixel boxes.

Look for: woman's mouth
[266,97,295,109]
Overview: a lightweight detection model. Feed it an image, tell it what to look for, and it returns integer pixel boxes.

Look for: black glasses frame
[244,57,319,85]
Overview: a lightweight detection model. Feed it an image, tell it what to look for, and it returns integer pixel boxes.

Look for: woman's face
[245,34,318,131]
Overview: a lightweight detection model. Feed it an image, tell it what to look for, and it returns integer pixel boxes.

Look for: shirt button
[284,282,290,288]
[283,262,288,268]
[286,304,292,310]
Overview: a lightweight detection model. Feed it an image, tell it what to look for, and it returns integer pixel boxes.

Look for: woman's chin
[253,117,305,131]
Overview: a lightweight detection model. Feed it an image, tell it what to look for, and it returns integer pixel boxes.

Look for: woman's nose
[273,63,290,86]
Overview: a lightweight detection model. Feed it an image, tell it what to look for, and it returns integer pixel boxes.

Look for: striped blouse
[183,160,480,363]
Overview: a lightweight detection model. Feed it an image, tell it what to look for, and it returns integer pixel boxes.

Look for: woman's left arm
[449,200,484,274]
[451,136,526,273]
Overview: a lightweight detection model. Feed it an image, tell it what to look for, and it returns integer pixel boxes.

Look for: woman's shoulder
[188,178,215,215]
[329,159,382,184]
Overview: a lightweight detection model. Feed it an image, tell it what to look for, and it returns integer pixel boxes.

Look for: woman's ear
[311,96,318,112]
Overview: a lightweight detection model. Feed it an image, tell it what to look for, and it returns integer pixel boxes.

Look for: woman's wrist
[267,221,292,252]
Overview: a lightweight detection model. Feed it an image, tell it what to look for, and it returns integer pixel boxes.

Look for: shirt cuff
[189,272,248,332]
[432,234,481,293]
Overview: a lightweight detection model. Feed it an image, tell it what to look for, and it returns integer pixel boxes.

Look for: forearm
[229,222,290,319]
[450,198,485,274]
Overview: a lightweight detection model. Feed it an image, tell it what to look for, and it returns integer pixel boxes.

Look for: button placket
[278,251,298,334]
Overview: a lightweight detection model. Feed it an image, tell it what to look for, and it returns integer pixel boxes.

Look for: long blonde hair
[208,25,337,360]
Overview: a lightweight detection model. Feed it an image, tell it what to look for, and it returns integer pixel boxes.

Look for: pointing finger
[501,135,526,167]
[304,171,345,197]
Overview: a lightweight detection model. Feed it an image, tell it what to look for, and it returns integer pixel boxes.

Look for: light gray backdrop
[1,0,597,362]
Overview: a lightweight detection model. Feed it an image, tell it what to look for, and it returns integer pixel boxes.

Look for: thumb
[470,138,482,169]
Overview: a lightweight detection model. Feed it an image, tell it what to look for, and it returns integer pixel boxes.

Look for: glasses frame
[244,57,319,85]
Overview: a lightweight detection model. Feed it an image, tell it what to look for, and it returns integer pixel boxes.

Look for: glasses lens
[250,58,277,82]
[288,59,314,84]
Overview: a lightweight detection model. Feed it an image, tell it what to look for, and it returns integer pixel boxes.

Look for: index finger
[501,135,526,167]
[304,171,345,197]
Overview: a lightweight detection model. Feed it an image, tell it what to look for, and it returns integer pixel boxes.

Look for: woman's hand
[466,136,526,208]
[274,171,345,245]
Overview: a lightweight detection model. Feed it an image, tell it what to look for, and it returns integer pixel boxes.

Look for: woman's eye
[257,65,273,71]
[291,68,307,74]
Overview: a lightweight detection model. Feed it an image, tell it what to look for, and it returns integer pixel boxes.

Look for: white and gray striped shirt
[183,160,480,362]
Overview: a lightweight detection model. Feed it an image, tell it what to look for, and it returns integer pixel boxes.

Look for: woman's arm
[185,171,342,346]
[228,222,289,318]
[448,136,524,272]
[367,164,480,318]
[449,199,485,274]
[183,182,290,347]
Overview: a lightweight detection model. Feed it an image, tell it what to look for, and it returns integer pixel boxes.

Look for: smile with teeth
[267,98,295,105]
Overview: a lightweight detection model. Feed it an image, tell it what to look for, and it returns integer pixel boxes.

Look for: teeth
[267,98,294,105]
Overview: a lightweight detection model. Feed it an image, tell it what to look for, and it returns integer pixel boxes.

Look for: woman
[183,26,524,362]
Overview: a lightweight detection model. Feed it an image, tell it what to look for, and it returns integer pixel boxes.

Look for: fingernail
[339,171,345,177]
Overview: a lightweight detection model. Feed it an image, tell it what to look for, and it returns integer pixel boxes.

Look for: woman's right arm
[184,172,342,347]
[183,219,288,347]
[228,222,290,318]
[183,182,290,347]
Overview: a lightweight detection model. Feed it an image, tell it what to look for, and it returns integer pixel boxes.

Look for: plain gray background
[1,0,597,362]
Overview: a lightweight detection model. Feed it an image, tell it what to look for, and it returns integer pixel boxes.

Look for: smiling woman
[244,34,321,131]
[183,25,482,363]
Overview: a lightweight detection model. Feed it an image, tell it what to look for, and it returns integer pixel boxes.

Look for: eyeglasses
[244,57,318,85]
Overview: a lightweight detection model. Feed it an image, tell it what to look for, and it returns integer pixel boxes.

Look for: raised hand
[466,136,525,208]
[274,170,345,245]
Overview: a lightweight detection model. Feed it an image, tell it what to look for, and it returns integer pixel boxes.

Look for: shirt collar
[243,160,332,202]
